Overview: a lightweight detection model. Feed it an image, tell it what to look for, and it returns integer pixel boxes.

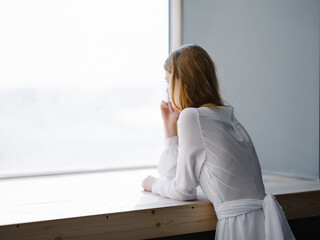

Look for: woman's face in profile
[165,70,181,109]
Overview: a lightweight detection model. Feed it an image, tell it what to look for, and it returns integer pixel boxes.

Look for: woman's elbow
[173,189,197,201]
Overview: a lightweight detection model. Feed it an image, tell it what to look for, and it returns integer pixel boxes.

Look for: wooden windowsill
[0,168,320,240]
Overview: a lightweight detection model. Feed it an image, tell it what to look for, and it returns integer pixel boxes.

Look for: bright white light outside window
[0,0,169,177]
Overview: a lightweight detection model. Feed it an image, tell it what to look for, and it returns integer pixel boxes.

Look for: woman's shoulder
[179,106,235,125]
[178,108,201,126]
[179,107,200,120]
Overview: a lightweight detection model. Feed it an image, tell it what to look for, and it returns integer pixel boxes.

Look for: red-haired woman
[142,44,295,240]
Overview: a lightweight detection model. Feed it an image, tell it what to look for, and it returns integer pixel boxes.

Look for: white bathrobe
[152,106,295,240]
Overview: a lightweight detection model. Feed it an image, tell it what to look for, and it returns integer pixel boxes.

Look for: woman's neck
[200,103,218,109]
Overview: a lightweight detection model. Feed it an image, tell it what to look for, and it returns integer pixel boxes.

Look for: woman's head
[164,44,225,111]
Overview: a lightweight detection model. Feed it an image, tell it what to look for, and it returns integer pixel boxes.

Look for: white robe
[152,106,295,240]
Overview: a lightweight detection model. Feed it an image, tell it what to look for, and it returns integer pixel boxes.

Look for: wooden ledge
[0,169,319,240]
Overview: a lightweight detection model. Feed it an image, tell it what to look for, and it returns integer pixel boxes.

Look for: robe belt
[214,193,295,240]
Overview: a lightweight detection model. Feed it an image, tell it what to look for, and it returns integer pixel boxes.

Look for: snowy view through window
[0,0,168,177]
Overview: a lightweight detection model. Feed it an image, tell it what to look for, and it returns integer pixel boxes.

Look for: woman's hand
[160,101,180,138]
[141,175,158,192]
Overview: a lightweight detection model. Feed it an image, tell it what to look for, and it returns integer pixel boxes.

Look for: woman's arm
[143,108,207,201]
[157,101,180,178]
[158,136,178,178]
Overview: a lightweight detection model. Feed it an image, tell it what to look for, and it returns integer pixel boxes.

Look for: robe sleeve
[152,108,207,200]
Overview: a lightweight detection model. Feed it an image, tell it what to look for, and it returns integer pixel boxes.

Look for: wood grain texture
[1,191,320,240]
[0,169,319,240]
[276,191,320,220]
[0,203,217,240]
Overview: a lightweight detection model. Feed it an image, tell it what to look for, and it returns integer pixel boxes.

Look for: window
[0,0,169,178]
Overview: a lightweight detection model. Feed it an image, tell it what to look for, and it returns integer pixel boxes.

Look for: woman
[142,44,295,240]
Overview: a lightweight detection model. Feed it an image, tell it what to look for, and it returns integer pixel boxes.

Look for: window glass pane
[0,0,168,177]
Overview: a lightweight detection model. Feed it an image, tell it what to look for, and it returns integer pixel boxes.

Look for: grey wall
[182,0,320,180]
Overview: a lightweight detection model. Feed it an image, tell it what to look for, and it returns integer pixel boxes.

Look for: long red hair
[164,44,227,111]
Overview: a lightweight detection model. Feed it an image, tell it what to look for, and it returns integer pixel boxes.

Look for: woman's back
[179,106,267,240]
[196,106,266,203]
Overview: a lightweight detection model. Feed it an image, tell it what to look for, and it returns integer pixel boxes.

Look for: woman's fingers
[160,100,168,109]
[162,100,175,113]
[168,102,172,113]
[160,101,169,115]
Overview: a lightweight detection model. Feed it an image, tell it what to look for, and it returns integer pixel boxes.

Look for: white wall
[182,0,320,180]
